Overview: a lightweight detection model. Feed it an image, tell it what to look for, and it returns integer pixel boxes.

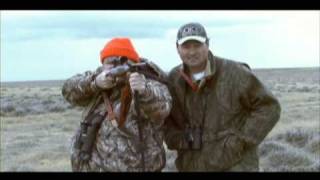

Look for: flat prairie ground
[0,67,319,172]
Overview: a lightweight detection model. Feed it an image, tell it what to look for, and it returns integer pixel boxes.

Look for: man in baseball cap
[164,22,281,172]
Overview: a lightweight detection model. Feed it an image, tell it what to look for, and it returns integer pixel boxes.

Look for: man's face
[177,40,209,69]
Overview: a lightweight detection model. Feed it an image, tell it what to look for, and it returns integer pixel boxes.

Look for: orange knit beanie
[100,38,140,64]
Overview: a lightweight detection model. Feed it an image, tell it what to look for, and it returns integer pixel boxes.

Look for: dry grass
[0,86,73,116]
[1,67,319,172]
[1,110,80,171]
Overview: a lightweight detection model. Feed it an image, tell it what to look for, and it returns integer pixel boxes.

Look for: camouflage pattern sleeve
[62,67,103,107]
[138,78,172,125]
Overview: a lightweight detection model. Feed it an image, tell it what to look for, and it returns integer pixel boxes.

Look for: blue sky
[1,10,319,82]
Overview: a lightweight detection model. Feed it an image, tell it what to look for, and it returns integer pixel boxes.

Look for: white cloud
[1,10,319,81]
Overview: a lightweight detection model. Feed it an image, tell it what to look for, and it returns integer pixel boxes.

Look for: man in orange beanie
[62,37,172,172]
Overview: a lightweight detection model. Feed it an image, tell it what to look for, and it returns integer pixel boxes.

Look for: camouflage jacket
[164,51,281,171]
[62,59,172,172]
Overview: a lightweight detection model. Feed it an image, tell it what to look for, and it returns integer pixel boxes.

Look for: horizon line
[1,66,319,83]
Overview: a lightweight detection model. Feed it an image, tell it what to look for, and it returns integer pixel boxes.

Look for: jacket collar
[179,51,217,91]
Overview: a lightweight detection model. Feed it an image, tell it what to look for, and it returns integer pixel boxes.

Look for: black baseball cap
[177,22,208,45]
